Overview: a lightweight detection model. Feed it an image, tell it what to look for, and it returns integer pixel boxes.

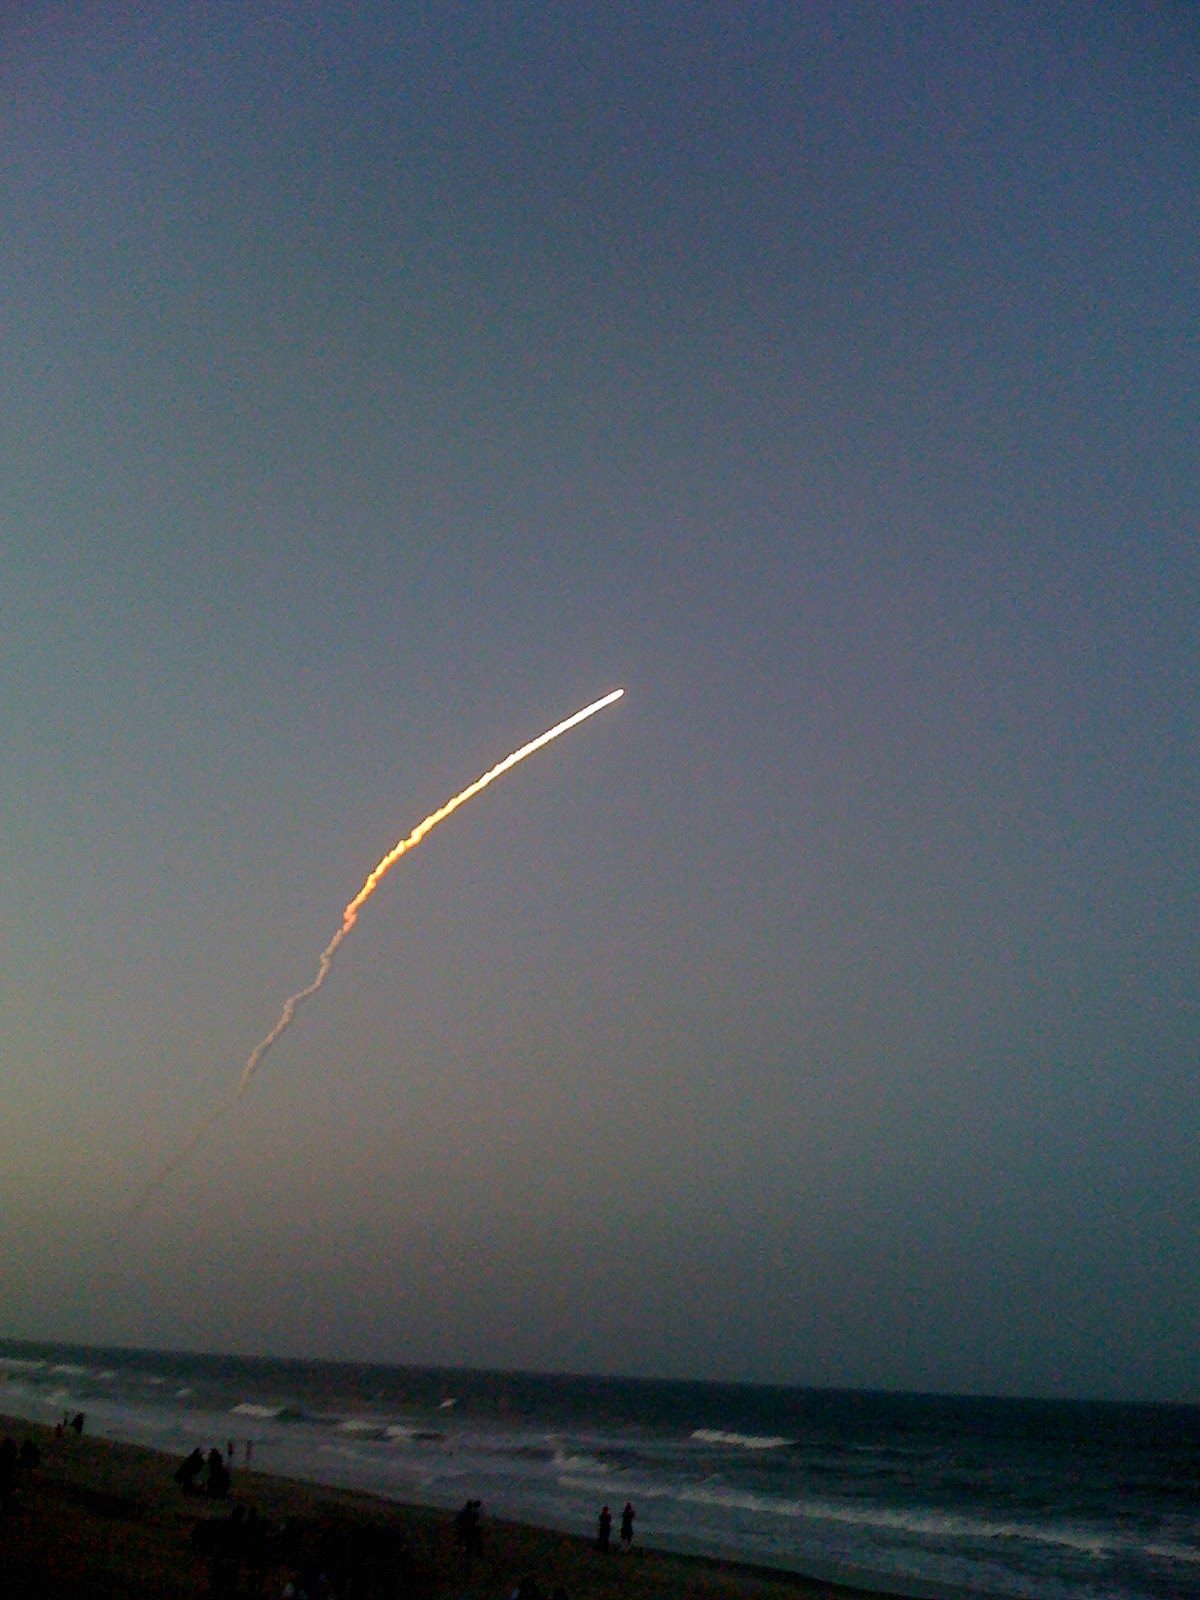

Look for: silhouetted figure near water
[596,1504,612,1551]
[0,1437,17,1513]
[454,1497,484,1558]
[175,1447,205,1493]
[620,1501,635,1549]
[206,1446,230,1499]
[71,1411,85,1435]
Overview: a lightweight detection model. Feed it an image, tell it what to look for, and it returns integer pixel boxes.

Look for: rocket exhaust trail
[234,687,624,1100]
[134,689,624,1210]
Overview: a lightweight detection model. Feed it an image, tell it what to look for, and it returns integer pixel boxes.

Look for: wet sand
[1,1414,904,1600]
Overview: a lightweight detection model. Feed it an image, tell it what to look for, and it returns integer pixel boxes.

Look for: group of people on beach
[1,1411,98,1512]
[0,1421,91,1514]
[457,1495,635,1564]
[173,1438,249,1499]
[451,1493,634,1600]
[596,1500,635,1552]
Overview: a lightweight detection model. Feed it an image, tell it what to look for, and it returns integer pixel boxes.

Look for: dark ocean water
[2,1339,1197,1599]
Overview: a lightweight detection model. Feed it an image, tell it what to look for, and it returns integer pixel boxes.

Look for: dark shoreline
[2,1412,922,1600]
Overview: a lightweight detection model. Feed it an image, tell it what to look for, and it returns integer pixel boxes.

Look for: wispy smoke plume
[134,690,624,1210]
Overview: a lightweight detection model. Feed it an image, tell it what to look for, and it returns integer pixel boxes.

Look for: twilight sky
[2,3,1197,1401]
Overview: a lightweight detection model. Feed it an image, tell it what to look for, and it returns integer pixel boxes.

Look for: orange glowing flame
[135,689,624,1208]
[237,688,624,1095]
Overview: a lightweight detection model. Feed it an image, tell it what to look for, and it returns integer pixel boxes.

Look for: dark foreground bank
[6,1341,1199,1597]
[0,1415,902,1600]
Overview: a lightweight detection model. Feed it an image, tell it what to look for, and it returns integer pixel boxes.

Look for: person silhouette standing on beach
[596,1505,612,1552]
[174,1447,204,1494]
[205,1447,230,1499]
[454,1498,484,1559]
[0,1437,17,1513]
[620,1502,634,1549]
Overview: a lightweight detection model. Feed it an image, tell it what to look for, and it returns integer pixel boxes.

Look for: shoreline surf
[2,1411,920,1600]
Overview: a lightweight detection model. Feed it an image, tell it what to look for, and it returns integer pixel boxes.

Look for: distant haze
[2,3,1196,1401]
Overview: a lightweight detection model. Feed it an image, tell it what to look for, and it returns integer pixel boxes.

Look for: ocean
[1,1339,1197,1600]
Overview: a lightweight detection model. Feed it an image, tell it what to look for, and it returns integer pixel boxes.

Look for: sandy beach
[1,1414,902,1600]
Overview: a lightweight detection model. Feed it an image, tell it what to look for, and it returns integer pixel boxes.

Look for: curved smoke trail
[135,689,624,1209]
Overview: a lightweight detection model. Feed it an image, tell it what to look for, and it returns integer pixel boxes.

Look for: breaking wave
[690,1428,793,1450]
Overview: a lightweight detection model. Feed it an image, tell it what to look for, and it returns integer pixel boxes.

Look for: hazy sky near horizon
[2,3,1197,1401]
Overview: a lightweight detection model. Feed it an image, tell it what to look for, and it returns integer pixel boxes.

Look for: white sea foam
[557,1473,624,1497]
[676,1483,1116,1559]
[552,1450,610,1474]
[690,1428,792,1450]
[1,1347,1186,1600]
[1146,1540,1200,1564]
[558,1473,669,1504]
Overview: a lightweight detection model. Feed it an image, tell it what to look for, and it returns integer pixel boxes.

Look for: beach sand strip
[1,1414,901,1600]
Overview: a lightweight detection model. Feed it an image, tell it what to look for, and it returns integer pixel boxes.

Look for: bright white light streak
[134,689,625,1210]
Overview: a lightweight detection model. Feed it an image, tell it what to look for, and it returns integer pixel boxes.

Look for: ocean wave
[385,1425,445,1443]
[3,1346,1190,1600]
[322,1443,368,1462]
[557,1473,624,1497]
[552,1450,610,1475]
[690,1429,793,1451]
[1145,1540,1200,1565]
[231,1403,337,1425]
[557,1471,669,1504]
[676,1484,1116,1559]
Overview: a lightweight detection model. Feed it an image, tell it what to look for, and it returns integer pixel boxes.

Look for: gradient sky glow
[2,3,1197,1400]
